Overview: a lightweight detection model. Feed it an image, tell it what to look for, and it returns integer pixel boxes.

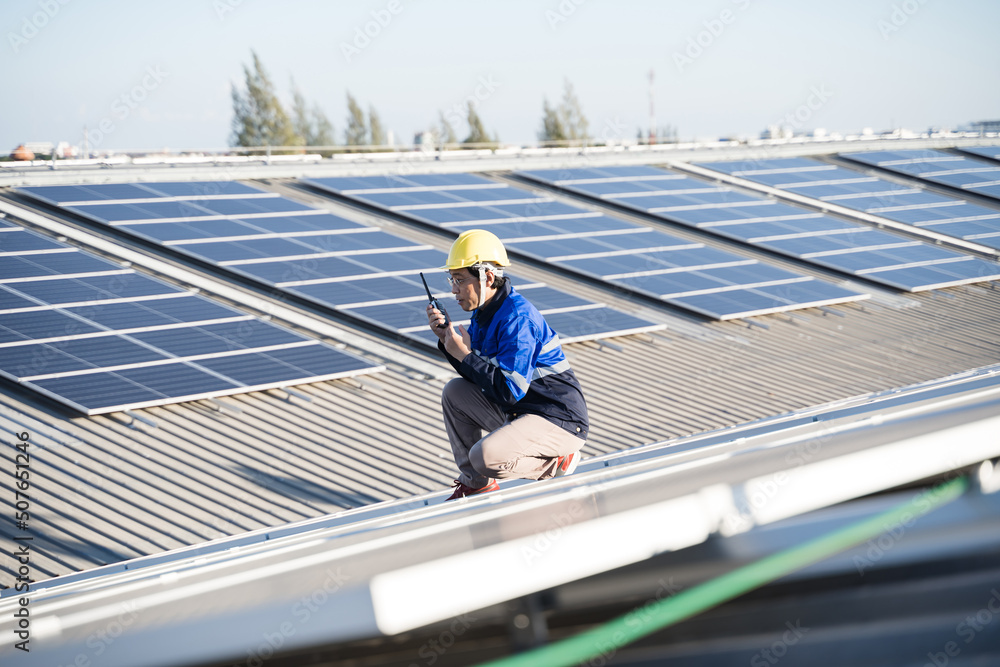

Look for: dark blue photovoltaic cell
[391,173,498,188]
[292,276,427,307]
[47,336,169,370]
[448,216,636,238]
[63,295,235,329]
[179,231,408,264]
[12,273,176,304]
[183,238,325,263]
[348,300,450,330]
[243,214,368,235]
[31,373,168,410]
[147,181,268,198]
[564,180,685,196]
[0,230,67,253]
[130,320,304,356]
[196,345,372,386]
[0,287,36,311]
[671,280,833,318]
[196,198,313,216]
[116,219,263,243]
[406,206,520,224]
[19,184,153,204]
[3,251,115,279]
[866,261,1000,290]
[543,308,660,340]
[359,187,536,209]
[960,146,1000,161]
[514,231,696,260]
[0,310,101,344]
[77,201,222,222]
[114,363,238,397]
[0,344,76,377]
[928,222,1000,238]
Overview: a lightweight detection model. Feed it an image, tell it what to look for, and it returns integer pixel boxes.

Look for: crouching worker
[426,229,589,500]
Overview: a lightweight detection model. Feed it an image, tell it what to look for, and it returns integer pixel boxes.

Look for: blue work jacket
[440,281,589,440]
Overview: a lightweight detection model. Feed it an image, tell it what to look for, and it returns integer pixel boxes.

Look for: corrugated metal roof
[3,282,999,585]
[2,146,1000,588]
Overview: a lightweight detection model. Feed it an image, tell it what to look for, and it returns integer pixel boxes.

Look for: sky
[2,0,998,152]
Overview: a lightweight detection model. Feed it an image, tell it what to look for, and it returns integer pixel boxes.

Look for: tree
[369,105,386,146]
[538,79,590,144]
[438,111,457,146]
[539,98,567,143]
[345,92,368,147]
[560,79,589,141]
[230,51,297,148]
[463,102,492,145]
[291,81,334,148]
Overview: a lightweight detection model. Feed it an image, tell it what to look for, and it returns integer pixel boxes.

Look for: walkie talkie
[421,272,450,329]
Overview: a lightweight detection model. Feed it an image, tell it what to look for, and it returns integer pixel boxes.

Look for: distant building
[413,130,438,151]
[760,125,793,140]
[972,120,1000,134]
[24,141,54,155]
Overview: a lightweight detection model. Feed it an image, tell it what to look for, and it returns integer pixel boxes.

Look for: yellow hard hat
[442,229,510,270]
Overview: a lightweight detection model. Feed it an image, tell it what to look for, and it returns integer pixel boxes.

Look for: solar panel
[958,146,1000,162]
[306,174,869,320]
[0,225,383,415]
[522,166,1000,293]
[18,182,663,346]
[696,156,1000,254]
[844,149,1000,202]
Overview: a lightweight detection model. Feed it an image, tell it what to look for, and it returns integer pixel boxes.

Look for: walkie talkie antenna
[421,272,450,329]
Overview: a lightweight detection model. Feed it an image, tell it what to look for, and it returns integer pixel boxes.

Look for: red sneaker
[447,479,499,501]
[553,451,580,477]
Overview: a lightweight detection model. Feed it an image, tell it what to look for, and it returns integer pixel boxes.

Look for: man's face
[448,269,480,311]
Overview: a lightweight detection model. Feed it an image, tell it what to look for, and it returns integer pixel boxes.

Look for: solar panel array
[520,166,1000,293]
[0,219,383,415]
[695,157,1000,254]
[18,181,662,347]
[305,173,868,321]
[844,148,1000,202]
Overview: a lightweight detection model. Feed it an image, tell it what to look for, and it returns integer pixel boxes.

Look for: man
[426,229,589,500]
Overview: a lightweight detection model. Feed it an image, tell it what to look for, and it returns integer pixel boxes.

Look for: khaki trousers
[442,378,585,488]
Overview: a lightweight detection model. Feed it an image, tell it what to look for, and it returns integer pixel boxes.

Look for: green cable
[477,476,969,667]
